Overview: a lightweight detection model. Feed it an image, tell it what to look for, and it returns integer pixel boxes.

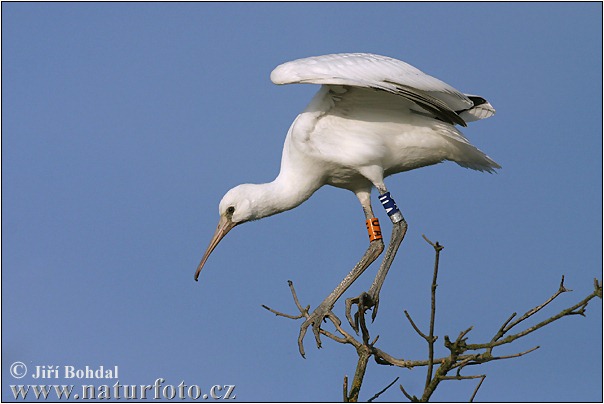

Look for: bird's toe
[346,291,379,329]
[311,322,323,349]
[370,297,380,322]
[297,307,330,356]
[345,296,361,333]
[298,320,310,358]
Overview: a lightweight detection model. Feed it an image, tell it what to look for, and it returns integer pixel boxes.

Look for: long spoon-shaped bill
[195,216,236,281]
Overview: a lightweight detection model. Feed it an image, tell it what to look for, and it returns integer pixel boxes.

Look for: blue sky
[2,2,602,402]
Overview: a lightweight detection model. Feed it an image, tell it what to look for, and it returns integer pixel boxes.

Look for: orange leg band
[366,217,383,242]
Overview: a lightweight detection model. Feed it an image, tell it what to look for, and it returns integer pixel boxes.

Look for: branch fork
[262,235,602,402]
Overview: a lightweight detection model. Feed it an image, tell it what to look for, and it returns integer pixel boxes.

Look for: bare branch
[452,355,480,372]
[399,383,418,402]
[372,346,413,367]
[425,236,443,390]
[319,326,350,345]
[421,234,444,252]
[470,375,486,402]
[343,375,349,403]
[287,279,307,313]
[467,282,602,351]
[261,280,309,319]
[347,345,371,402]
[502,275,570,334]
[368,377,399,402]
[491,345,540,361]
[262,239,602,403]
[325,312,361,348]
[594,278,603,298]
[370,335,380,346]
[404,310,429,340]
[440,374,486,381]
[261,304,306,320]
[488,312,517,351]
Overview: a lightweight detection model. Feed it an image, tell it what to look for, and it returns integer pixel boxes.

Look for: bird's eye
[226,206,235,215]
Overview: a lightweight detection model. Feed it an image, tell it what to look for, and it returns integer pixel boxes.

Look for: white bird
[195,53,499,356]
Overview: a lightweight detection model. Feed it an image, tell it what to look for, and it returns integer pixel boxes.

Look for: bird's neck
[248,122,325,220]
[249,170,322,220]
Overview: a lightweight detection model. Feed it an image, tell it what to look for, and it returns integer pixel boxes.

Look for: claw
[298,321,309,358]
[346,291,380,330]
[345,296,361,333]
[297,304,333,357]
[371,298,380,321]
[312,322,323,348]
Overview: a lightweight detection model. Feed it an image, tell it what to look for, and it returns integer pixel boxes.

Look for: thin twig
[399,383,417,402]
[469,375,486,402]
[452,356,479,372]
[488,312,517,351]
[261,304,306,320]
[424,235,443,391]
[421,234,444,251]
[319,326,349,344]
[440,374,486,380]
[262,245,602,402]
[287,279,307,313]
[490,346,540,361]
[343,375,349,403]
[467,285,602,351]
[404,310,429,340]
[326,313,361,348]
[370,335,380,346]
[503,275,570,333]
[594,278,603,298]
[368,377,400,402]
[261,280,310,319]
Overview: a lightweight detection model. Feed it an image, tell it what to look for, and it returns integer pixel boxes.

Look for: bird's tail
[439,124,501,173]
[452,145,501,173]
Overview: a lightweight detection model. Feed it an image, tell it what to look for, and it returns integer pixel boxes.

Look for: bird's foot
[297,302,339,357]
[345,291,379,334]
[262,280,339,358]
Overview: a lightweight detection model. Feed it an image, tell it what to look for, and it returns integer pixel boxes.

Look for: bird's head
[194,184,267,281]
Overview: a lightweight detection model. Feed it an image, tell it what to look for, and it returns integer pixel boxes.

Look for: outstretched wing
[270,53,495,127]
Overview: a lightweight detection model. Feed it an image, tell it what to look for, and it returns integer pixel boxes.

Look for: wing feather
[271,53,494,127]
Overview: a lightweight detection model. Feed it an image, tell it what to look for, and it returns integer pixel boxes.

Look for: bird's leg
[345,189,408,331]
[297,206,385,357]
[367,212,407,318]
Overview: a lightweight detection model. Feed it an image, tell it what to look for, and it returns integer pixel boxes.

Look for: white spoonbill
[195,53,499,356]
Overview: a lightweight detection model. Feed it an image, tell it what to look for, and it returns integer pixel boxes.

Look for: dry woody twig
[263,235,602,402]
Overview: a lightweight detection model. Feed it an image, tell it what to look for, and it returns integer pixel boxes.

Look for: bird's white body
[197,53,499,354]
[220,53,498,223]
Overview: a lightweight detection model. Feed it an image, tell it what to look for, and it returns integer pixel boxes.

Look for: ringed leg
[346,183,408,331]
[369,184,408,319]
[297,190,384,357]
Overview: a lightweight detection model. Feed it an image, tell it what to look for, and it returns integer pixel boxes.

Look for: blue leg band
[379,192,404,223]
